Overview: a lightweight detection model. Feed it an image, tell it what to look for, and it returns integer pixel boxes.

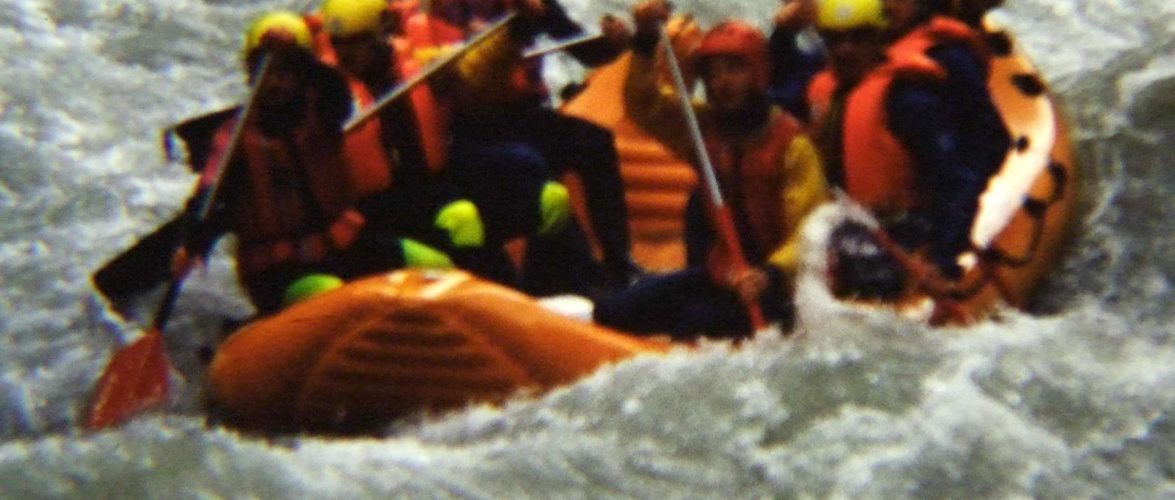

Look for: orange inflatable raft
[205,21,1076,435]
[208,270,668,435]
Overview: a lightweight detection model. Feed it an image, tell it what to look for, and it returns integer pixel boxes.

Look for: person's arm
[765,134,828,282]
[535,0,625,67]
[767,0,825,120]
[926,43,1010,182]
[887,77,994,278]
[623,10,698,166]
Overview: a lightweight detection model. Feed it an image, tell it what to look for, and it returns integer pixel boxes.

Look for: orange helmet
[690,21,770,91]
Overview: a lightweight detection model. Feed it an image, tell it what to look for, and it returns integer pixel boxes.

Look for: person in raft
[171,11,468,314]
[592,1,829,339]
[803,0,1011,299]
[766,0,827,123]
[312,0,628,295]
[400,0,643,295]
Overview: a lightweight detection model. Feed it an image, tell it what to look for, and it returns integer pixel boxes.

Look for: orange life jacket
[807,18,985,215]
[208,118,366,277]
[705,109,805,258]
[887,16,991,70]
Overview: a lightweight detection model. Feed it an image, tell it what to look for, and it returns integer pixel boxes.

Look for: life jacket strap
[240,209,366,273]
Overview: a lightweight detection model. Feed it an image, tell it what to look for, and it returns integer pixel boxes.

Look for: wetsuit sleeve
[181,160,239,259]
[308,62,353,132]
[767,26,826,121]
[623,35,700,166]
[766,135,828,281]
[927,43,1011,183]
[887,77,992,278]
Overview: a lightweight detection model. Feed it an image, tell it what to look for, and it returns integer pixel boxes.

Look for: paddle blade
[85,329,170,429]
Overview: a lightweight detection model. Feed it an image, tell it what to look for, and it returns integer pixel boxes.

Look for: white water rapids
[1,0,1173,497]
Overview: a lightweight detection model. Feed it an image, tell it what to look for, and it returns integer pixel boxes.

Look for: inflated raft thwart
[208,270,668,435]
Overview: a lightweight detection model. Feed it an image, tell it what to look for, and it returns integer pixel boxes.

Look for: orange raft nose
[207,270,669,435]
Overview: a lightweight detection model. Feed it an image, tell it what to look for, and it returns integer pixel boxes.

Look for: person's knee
[433,199,485,248]
[282,273,344,307]
[537,181,571,236]
[400,238,455,269]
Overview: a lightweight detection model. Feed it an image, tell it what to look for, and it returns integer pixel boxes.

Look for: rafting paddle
[523,32,606,59]
[92,12,520,302]
[344,11,518,132]
[658,27,767,331]
[85,54,275,430]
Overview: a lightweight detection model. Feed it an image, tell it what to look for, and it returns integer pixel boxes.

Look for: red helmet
[690,21,769,91]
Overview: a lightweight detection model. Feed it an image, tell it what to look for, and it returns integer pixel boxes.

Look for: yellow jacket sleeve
[448,23,526,109]
[766,135,828,282]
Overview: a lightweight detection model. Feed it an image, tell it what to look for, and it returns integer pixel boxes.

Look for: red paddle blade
[85,329,170,429]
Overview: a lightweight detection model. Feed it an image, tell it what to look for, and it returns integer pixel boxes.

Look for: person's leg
[593,267,751,339]
[517,110,635,286]
[519,221,597,296]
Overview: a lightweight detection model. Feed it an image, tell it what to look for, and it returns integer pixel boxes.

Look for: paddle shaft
[86,54,276,430]
[523,32,605,59]
[344,12,518,132]
[658,28,766,330]
[149,53,275,325]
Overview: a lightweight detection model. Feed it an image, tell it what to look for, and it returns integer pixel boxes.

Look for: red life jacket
[343,78,396,198]
[705,109,805,257]
[309,11,452,174]
[207,117,366,277]
[807,18,985,215]
[391,28,452,173]
[403,9,542,103]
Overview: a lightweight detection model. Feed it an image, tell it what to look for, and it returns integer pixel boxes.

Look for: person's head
[690,21,769,117]
[243,11,332,134]
[321,0,394,81]
[815,0,889,86]
[243,10,314,74]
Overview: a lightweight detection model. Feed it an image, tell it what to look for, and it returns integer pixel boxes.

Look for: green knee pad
[433,199,485,248]
[401,238,454,269]
[282,273,344,307]
[538,181,571,236]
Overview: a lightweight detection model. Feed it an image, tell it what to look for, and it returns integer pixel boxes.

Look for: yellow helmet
[320,0,389,38]
[243,11,313,56]
[815,0,887,31]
